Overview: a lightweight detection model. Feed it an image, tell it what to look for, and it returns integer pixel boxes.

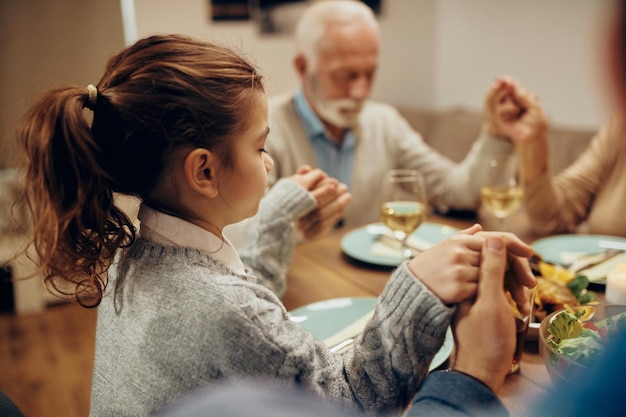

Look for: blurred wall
[134,0,610,129]
[433,0,611,130]
[0,0,125,169]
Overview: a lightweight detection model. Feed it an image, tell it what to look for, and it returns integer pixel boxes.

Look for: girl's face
[220,91,274,225]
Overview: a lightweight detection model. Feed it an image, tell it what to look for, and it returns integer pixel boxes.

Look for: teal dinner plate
[289,297,454,371]
[340,222,459,267]
[532,234,626,284]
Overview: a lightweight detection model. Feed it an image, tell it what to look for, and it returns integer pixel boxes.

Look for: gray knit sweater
[89,180,454,417]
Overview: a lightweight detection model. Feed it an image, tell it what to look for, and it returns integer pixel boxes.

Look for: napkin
[323,309,374,353]
[564,251,626,283]
[369,232,434,259]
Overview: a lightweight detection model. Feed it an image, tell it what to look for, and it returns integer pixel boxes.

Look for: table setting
[280,166,626,417]
[532,234,626,286]
[340,222,458,267]
[288,296,454,367]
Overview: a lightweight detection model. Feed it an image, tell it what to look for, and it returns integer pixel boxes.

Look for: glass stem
[400,238,413,260]
[497,216,506,232]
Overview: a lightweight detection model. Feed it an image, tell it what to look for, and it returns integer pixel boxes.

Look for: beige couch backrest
[396,106,596,175]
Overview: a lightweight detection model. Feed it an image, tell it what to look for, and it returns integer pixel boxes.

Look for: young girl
[18,34,533,417]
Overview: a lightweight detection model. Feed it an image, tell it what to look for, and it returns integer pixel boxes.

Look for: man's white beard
[309,77,364,129]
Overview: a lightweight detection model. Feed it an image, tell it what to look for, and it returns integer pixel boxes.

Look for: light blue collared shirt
[293,90,357,187]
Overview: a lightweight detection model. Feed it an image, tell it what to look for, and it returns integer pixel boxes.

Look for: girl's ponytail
[19,34,264,307]
[19,85,134,307]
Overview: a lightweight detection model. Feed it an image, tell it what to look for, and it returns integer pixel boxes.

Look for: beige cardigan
[266,93,514,228]
[525,115,626,236]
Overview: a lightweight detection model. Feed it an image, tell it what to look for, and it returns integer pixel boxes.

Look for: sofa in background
[396,106,597,175]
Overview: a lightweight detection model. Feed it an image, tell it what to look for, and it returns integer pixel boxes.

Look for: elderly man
[266,0,526,233]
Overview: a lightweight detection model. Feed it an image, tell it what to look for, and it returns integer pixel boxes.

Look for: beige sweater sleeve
[524,116,621,234]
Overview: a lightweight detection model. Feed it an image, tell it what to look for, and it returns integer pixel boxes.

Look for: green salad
[547,309,626,367]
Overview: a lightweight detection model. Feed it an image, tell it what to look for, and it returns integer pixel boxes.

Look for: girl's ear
[183,148,219,198]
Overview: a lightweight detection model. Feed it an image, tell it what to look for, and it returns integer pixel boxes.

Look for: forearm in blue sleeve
[406,370,509,417]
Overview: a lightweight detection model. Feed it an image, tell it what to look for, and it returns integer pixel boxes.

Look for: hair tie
[86,84,98,110]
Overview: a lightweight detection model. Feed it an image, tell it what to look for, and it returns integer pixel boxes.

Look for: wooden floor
[0,302,96,417]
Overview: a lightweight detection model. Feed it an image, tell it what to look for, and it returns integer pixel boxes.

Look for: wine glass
[479,154,523,231]
[380,169,427,260]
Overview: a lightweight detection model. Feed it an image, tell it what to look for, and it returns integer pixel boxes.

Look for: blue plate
[289,297,454,371]
[341,222,459,267]
[532,234,626,284]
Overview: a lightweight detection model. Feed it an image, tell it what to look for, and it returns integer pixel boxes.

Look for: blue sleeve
[0,390,24,417]
[406,370,508,417]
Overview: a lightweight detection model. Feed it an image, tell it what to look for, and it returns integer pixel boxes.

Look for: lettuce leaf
[555,333,603,367]
[547,311,626,368]
[566,275,596,304]
[548,310,585,343]
[596,311,626,337]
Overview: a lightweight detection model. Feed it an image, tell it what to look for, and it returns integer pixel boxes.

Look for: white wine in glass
[380,169,427,260]
[480,154,523,231]
[480,186,523,219]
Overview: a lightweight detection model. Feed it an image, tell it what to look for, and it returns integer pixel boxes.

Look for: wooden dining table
[280,209,579,417]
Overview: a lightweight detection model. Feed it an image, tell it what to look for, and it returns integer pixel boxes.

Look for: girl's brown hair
[18,34,264,307]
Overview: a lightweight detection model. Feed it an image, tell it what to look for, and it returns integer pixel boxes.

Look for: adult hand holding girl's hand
[451,236,518,393]
[288,165,352,240]
[408,225,535,314]
[474,230,536,316]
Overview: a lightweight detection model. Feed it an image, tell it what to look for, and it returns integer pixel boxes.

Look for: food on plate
[530,256,597,322]
[537,261,573,283]
[534,279,577,317]
[546,308,626,367]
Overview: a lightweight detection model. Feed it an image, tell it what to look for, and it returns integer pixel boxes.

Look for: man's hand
[451,236,517,393]
[473,230,536,316]
[288,165,352,240]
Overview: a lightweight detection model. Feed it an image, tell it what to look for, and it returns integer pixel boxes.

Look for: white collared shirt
[137,204,247,275]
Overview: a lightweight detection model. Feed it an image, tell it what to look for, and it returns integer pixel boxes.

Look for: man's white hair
[295,0,379,71]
